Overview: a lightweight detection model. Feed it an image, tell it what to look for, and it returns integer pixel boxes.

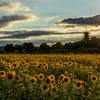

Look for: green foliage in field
[0,53,100,100]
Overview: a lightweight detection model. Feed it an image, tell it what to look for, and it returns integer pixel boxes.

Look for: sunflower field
[0,53,100,100]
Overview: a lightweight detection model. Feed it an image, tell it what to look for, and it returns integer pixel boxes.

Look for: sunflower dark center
[64,78,68,82]
[38,66,41,68]
[60,76,63,80]
[89,73,91,75]
[43,86,47,90]
[23,62,25,64]
[31,79,35,83]
[40,75,43,78]
[46,79,50,83]
[65,64,67,66]
[8,74,13,79]
[1,72,4,75]
[15,76,19,80]
[77,82,81,87]
[52,88,56,92]
[14,64,16,67]
[92,77,96,80]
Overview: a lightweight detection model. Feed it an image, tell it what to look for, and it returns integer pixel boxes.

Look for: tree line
[4,36,100,53]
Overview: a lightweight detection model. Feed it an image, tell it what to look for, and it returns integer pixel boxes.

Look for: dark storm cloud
[0,30,83,39]
[0,31,65,39]
[0,14,37,28]
[55,15,100,26]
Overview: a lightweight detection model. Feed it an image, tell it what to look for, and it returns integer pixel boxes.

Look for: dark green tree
[39,43,50,52]
[22,42,34,53]
[15,44,23,52]
[4,44,15,52]
[65,42,73,49]
[52,42,63,50]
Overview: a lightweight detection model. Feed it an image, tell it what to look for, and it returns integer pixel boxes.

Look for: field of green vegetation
[0,53,100,100]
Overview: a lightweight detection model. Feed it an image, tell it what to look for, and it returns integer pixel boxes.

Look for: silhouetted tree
[15,44,23,52]
[34,47,39,52]
[65,42,73,49]
[4,44,15,52]
[89,37,100,48]
[22,42,34,53]
[39,43,50,52]
[52,42,63,50]
[55,42,63,49]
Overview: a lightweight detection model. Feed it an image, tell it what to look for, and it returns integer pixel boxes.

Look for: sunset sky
[0,0,100,46]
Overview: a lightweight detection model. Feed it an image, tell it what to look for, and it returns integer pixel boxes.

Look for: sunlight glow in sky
[0,0,100,46]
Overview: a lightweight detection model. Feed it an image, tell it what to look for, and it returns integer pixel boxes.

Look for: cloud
[0,2,30,15]
[0,30,83,39]
[0,35,82,47]
[0,30,84,46]
[56,24,75,29]
[91,28,100,32]
[0,14,38,28]
[55,15,100,27]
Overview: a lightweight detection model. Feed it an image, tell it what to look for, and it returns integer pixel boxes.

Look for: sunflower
[64,63,68,67]
[69,74,72,78]
[13,63,17,68]
[56,63,60,68]
[50,75,55,80]
[63,76,70,84]
[97,72,100,76]
[49,83,53,88]
[76,81,82,89]
[7,65,11,70]
[15,75,20,81]
[41,83,49,92]
[38,73,44,81]
[44,65,48,70]
[94,66,98,69]
[88,87,93,91]
[37,65,42,69]
[29,77,36,84]
[29,62,32,65]
[0,71,6,77]
[22,61,26,65]
[43,63,46,66]
[17,66,21,70]
[59,74,64,82]
[5,71,15,82]
[51,79,55,84]
[22,76,26,80]
[32,70,35,75]
[59,61,63,65]
[45,76,51,84]
[81,81,86,86]
[25,66,29,69]
[68,61,73,66]
[51,86,58,94]
[91,75,97,82]
[64,71,68,75]
[88,72,93,76]
[34,74,38,79]
[72,75,76,78]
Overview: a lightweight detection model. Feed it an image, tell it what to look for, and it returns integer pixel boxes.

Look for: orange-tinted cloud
[0,14,38,28]
[0,2,30,15]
